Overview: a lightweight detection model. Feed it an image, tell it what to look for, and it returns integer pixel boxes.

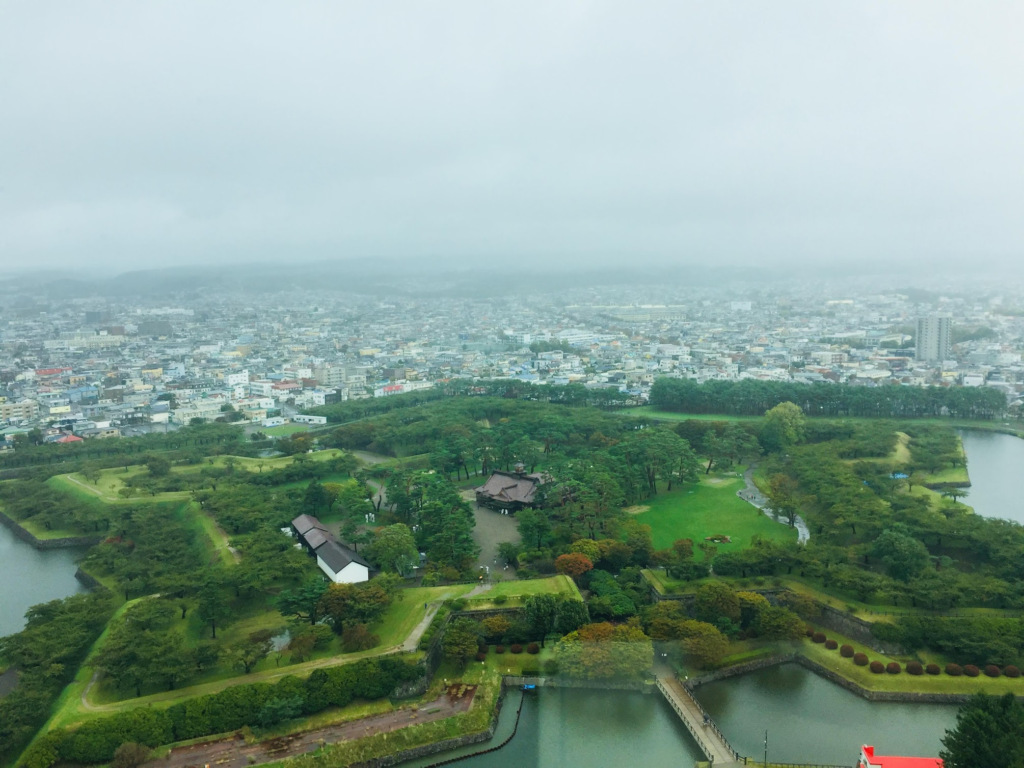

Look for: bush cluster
[840,645,854,658]
[870,661,885,674]
[20,657,421,768]
[812,632,826,644]
[824,639,838,650]
[886,662,901,675]
[854,653,869,666]
[906,661,923,676]
[945,663,963,677]
[964,665,980,678]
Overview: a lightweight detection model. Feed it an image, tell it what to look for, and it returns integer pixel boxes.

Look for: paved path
[656,673,741,766]
[739,464,810,543]
[461,491,520,581]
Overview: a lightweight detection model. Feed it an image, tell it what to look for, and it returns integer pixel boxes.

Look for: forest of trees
[649,377,1007,419]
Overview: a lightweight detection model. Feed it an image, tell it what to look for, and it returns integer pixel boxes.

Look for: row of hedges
[20,657,421,768]
[808,628,1023,679]
[417,605,452,651]
[482,643,539,655]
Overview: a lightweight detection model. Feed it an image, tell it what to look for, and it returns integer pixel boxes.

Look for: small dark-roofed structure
[317,540,370,574]
[291,514,327,536]
[475,470,546,512]
[290,514,370,584]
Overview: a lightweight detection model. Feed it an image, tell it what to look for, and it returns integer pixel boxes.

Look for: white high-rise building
[915,315,952,362]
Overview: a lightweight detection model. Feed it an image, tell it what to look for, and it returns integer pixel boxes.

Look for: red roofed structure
[859,745,943,768]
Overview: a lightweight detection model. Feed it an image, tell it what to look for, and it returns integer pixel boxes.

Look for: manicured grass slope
[635,478,798,551]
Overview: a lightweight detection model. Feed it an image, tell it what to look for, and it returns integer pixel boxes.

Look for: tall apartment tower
[915,315,952,362]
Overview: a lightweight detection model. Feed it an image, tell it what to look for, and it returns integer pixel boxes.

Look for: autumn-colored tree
[692,582,740,625]
[481,614,512,640]
[555,553,594,581]
[554,621,654,679]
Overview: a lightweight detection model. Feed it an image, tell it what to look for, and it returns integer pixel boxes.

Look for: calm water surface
[694,665,956,764]
[403,688,703,768]
[957,429,1024,523]
[0,524,86,637]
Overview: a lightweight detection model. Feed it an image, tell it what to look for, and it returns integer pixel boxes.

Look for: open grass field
[463,575,581,609]
[634,476,799,551]
[619,407,758,422]
[263,423,311,437]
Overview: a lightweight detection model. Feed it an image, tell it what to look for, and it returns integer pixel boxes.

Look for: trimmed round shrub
[870,661,885,674]
[964,665,980,678]
[492,594,509,605]
[510,644,523,655]
[527,643,540,655]
[805,627,815,637]
[906,661,923,676]
[945,663,962,676]
[840,645,855,658]
[825,639,838,650]
[854,653,869,666]
[985,665,1001,678]
[495,645,506,654]
[926,664,941,675]
[1005,665,1021,678]
[812,632,826,644]
[475,652,486,662]
[886,662,901,675]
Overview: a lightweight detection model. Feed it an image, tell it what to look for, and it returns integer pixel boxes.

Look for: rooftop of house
[475,470,546,505]
[860,745,943,768]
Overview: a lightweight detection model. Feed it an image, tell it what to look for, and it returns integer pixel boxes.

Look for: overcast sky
[2,2,1023,274]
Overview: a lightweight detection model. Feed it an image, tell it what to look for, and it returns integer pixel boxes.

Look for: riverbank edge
[684,652,978,704]
[0,509,102,550]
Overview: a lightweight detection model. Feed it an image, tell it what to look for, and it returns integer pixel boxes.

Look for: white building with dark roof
[291,514,370,584]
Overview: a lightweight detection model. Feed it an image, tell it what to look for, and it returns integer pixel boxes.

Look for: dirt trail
[156,688,477,768]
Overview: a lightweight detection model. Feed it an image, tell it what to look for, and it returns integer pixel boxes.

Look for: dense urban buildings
[1,279,1022,443]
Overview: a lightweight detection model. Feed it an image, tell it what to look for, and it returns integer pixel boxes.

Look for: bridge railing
[667,677,741,761]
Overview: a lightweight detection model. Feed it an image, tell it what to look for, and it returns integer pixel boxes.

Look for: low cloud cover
[2,1,1023,272]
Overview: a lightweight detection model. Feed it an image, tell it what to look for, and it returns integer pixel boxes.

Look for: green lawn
[619,407,758,422]
[634,477,798,551]
[463,576,581,608]
[264,423,311,437]
[801,624,1024,695]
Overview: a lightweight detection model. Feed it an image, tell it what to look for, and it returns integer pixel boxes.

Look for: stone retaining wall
[793,656,975,704]
[353,684,508,768]
[816,605,904,655]
[682,653,798,690]
[503,675,654,692]
[0,509,101,550]
[74,567,107,591]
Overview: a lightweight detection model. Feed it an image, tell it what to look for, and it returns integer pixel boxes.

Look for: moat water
[957,429,1024,523]
[406,667,957,767]
[0,524,86,637]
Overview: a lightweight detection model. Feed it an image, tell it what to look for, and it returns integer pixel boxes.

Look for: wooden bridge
[656,673,743,766]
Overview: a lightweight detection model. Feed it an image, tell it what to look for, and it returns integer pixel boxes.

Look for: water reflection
[694,665,956,764]
[0,525,87,637]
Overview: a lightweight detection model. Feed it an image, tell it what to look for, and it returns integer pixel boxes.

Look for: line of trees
[649,378,1006,419]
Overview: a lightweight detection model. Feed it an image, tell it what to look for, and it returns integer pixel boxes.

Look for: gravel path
[461,491,521,581]
[739,465,810,543]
